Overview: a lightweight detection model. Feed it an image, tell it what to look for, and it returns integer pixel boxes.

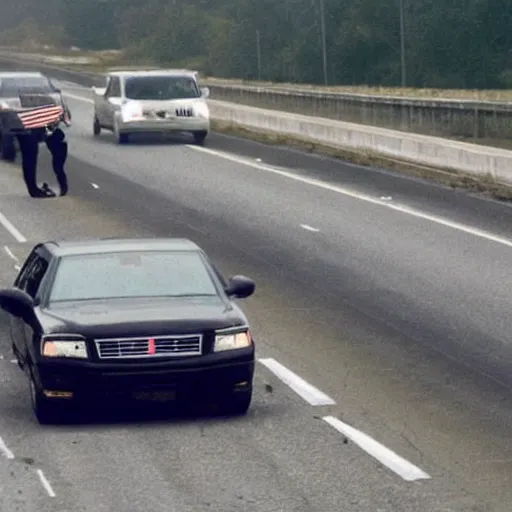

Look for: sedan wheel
[29,370,58,425]
[223,390,252,416]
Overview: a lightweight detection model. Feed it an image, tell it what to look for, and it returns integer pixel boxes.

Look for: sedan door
[13,252,49,367]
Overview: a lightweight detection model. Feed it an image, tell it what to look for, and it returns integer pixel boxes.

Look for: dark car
[0,238,256,424]
[0,71,71,161]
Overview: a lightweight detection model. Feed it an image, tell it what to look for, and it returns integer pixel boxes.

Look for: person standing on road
[45,123,69,196]
[16,94,71,197]
[16,127,51,197]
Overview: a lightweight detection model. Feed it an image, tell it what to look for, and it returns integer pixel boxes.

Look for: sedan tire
[29,368,59,425]
[223,389,252,416]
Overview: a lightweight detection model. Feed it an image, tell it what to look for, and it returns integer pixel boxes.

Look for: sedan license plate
[132,390,176,402]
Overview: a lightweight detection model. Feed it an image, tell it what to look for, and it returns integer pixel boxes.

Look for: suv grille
[175,107,193,117]
[94,335,202,359]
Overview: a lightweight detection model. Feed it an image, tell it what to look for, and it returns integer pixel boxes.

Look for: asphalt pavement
[0,79,512,511]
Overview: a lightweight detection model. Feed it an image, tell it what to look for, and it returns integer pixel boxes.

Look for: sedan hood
[38,296,247,338]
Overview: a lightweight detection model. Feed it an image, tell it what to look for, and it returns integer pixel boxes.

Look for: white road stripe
[36,469,56,497]
[258,357,335,406]
[300,224,320,232]
[3,245,19,262]
[64,89,512,249]
[0,212,26,243]
[323,416,431,482]
[186,145,512,250]
[0,436,14,459]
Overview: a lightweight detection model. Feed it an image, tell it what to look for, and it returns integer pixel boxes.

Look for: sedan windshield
[49,250,219,303]
[0,76,54,97]
[124,75,200,100]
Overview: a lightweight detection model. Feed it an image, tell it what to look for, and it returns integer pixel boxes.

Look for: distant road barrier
[1,51,512,187]
[2,50,512,141]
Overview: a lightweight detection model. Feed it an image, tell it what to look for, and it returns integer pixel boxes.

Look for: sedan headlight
[41,334,88,359]
[213,329,252,352]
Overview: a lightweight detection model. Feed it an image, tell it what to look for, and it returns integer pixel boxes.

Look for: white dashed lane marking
[300,224,320,233]
[36,469,56,498]
[323,416,431,482]
[259,357,336,406]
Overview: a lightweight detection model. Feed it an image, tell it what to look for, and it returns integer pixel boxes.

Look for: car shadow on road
[93,132,197,147]
[44,398,281,429]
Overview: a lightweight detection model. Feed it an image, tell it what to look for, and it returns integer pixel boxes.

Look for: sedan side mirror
[201,87,210,99]
[225,275,255,299]
[0,287,35,322]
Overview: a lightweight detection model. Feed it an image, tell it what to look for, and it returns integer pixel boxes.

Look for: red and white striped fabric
[17,104,64,129]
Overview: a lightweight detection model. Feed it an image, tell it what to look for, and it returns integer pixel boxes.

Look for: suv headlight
[194,102,210,118]
[121,101,144,122]
[41,334,88,359]
[213,329,252,352]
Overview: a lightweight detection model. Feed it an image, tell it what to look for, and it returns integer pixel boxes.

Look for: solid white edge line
[186,145,512,249]
[323,416,431,482]
[0,212,26,243]
[36,469,56,497]
[258,357,335,406]
[3,245,19,262]
[0,436,14,459]
[64,90,512,249]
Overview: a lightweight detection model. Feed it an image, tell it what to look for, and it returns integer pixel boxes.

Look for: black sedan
[0,238,256,424]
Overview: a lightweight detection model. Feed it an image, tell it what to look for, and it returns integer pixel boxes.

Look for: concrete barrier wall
[2,52,512,186]
[209,100,512,186]
[2,50,512,141]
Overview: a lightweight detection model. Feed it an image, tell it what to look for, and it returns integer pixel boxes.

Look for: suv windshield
[49,250,219,303]
[124,75,200,100]
[0,76,54,97]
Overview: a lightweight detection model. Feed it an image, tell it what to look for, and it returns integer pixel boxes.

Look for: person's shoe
[58,178,68,196]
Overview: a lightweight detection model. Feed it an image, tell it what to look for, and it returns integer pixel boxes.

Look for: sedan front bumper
[34,347,254,404]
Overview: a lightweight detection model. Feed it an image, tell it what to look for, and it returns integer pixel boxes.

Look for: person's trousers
[16,133,40,196]
[45,129,68,196]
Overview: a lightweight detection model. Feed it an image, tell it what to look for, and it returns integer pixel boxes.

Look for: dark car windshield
[0,76,54,97]
[49,250,219,303]
[124,75,200,100]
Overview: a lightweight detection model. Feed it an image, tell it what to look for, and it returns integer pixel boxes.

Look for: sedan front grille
[94,335,203,359]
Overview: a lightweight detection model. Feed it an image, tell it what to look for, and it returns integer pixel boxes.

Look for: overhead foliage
[1,0,512,89]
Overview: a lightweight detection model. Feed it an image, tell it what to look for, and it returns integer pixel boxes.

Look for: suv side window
[19,255,49,299]
[107,77,121,97]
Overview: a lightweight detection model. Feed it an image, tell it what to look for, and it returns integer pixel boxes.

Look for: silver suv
[92,69,211,145]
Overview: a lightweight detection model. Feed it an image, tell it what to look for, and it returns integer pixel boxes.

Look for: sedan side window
[22,256,49,299]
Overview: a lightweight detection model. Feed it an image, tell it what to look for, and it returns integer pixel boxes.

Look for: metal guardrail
[1,51,512,141]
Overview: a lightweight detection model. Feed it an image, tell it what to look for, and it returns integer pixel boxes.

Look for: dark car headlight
[41,334,88,359]
[213,329,252,352]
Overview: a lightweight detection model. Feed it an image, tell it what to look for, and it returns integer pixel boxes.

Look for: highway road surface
[0,78,512,511]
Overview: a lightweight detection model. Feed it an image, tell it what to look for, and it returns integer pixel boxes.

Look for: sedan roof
[43,238,202,257]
